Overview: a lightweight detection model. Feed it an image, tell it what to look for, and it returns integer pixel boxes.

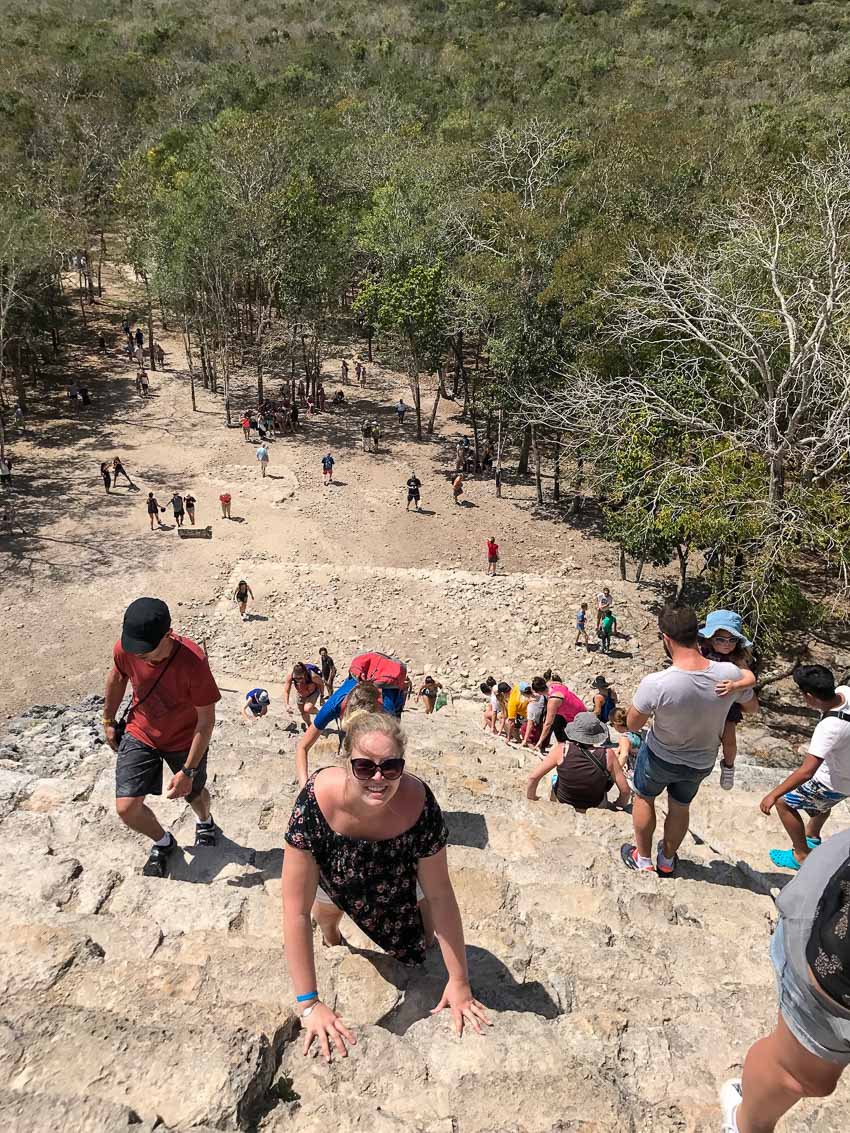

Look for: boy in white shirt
[761,664,850,871]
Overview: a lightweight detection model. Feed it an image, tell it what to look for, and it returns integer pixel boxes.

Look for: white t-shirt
[809,686,850,795]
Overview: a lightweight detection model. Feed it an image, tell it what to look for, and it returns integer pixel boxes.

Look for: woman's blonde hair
[342,711,407,760]
[610,706,628,730]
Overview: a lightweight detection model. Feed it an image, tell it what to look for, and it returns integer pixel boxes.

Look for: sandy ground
[0,259,636,719]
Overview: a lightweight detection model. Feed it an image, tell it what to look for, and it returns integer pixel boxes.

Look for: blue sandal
[769,848,802,871]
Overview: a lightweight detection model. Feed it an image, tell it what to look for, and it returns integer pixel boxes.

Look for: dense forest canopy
[3,0,850,646]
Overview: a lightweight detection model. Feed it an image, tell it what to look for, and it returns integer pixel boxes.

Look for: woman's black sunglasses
[350,757,405,781]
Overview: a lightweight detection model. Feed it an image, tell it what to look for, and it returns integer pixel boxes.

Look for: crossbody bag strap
[578,742,614,787]
[120,640,182,725]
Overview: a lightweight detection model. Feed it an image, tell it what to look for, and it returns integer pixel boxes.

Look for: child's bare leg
[720,719,738,768]
[805,810,831,843]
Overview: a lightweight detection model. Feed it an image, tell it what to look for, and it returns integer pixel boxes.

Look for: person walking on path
[146,492,165,531]
[598,607,617,654]
[318,647,336,701]
[596,586,613,631]
[575,603,590,650]
[170,492,185,528]
[321,453,335,486]
[417,676,444,716]
[184,494,196,526]
[102,598,221,878]
[134,327,144,349]
[620,604,758,876]
[486,536,499,575]
[361,420,371,452]
[397,399,407,424]
[139,369,149,398]
[112,457,134,489]
[241,414,251,442]
[527,712,632,812]
[285,661,323,731]
[719,830,850,1133]
[591,675,617,723]
[219,492,232,519]
[282,712,492,1062]
[452,473,464,505]
[256,443,270,477]
[100,462,112,494]
[406,472,422,511]
[760,665,850,872]
[234,579,254,621]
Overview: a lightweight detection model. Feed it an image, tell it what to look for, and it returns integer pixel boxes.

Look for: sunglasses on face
[350,757,406,781]
[712,634,738,644]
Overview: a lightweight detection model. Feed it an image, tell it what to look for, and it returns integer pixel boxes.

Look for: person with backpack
[760,665,850,872]
[719,830,850,1133]
[294,652,409,786]
[285,662,324,731]
[526,712,631,812]
[321,453,335,486]
[591,676,618,723]
[102,598,220,878]
[242,688,270,722]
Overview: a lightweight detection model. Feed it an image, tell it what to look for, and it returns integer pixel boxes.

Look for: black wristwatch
[180,765,197,780]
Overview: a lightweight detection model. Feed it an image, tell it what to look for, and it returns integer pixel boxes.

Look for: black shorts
[246,702,265,717]
[407,491,420,501]
[115,733,208,800]
[551,716,569,744]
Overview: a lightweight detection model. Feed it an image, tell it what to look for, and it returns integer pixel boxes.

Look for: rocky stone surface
[0,688,847,1131]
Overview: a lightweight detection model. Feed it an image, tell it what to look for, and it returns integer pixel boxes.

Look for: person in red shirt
[486,536,499,576]
[103,598,221,878]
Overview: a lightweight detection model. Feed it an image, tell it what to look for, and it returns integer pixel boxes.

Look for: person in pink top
[535,675,586,754]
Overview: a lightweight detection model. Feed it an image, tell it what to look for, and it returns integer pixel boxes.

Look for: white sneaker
[719,1079,742,1132]
[719,761,735,790]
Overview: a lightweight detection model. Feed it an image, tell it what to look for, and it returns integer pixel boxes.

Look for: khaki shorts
[315,882,424,906]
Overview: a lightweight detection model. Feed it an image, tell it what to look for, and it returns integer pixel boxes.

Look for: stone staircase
[0,689,847,1131]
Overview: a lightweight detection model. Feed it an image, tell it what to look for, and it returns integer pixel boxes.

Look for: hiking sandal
[195,822,217,847]
[142,835,176,878]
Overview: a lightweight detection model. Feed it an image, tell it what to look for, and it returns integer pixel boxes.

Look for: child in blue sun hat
[698,609,756,790]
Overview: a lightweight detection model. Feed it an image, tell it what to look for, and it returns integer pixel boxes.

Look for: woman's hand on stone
[301,1001,356,1062]
[431,979,492,1037]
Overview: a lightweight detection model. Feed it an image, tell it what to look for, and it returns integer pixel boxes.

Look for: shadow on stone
[445,809,489,849]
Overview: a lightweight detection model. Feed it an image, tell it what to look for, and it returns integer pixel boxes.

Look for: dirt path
[0,260,628,718]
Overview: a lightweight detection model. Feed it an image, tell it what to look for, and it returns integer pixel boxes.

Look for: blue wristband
[296,991,318,1003]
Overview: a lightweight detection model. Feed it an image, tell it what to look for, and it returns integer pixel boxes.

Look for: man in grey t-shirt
[621,604,757,876]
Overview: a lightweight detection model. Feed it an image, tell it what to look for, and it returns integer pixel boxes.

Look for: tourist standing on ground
[591,675,617,722]
[621,604,757,876]
[103,598,221,878]
[417,676,443,716]
[170,492,185,528]
[575,603,590,650]
[371,420,380,452]
[486,536,499,575]
[241,414,251,441]
[100,462,112,494]
[256,443,269,478]
[598,607,617,654]
[112,456,134,488]
[760,665,850,872]
[452,473,464,505]
[596,586,613,630]
[135,327,144,349]
[139,369,149,397]
[406,472,422,511]
[527,712,631,812]
[146,492,164,531]
[234,579,254,621]
[285,662,323,731]
[219,491,232,519]
[698,609,756,790]
[318,648,336,700]
[720,830,850,1133]
[397,399,407,424]
[283,712,491,1062]
[321,453,334,486]
[535,677,586,754]
[184,493,196,525]
[341,359,349,381]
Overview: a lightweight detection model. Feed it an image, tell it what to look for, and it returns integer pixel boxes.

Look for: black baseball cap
[121,598,171,654]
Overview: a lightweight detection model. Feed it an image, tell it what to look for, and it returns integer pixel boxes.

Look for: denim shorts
[632,742,713,806]
[772,920,850,1065]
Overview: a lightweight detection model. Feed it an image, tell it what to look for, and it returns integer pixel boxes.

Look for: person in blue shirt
[295,679,385,787]
[242,688,270,722]
[321,453,335,486]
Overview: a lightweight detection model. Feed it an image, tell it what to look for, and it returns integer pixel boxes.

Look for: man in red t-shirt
[103,598,221,878]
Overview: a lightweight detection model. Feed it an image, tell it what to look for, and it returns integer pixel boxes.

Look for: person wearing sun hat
[591,674,618,724]
[719,828,850,1132]
[526,711,631,811]
[698,609,757,790]
[102,598,221,878]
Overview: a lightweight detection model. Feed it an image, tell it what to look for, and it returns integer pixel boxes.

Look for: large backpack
[349,651,408,717]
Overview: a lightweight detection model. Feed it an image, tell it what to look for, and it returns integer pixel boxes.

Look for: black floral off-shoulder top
[284,770,449,965]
